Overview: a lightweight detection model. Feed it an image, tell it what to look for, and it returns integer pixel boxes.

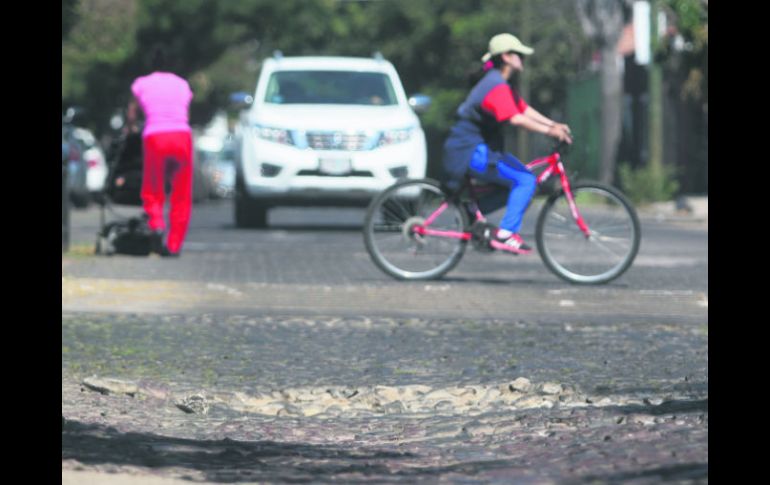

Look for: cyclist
[443,33,573,254]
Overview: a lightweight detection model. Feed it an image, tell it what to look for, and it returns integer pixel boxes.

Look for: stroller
[94,130,156,256]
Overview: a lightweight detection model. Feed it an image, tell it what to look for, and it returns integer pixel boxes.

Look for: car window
[221,148,236,162]
[265,71,398,106]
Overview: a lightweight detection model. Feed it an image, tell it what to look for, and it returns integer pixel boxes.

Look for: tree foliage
[661,0,708,110]
[62,0,80,40]
[62,0,708,194]
[62,0,139,129]
[62,0,591,140]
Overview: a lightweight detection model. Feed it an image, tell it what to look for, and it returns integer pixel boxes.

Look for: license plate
[318,158,352,175]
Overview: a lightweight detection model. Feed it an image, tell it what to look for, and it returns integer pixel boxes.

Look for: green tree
[62,0,80,40]
[62,0,588,148]
[62,0,139,130]
[661,0,707,194]
[662,0,707,110]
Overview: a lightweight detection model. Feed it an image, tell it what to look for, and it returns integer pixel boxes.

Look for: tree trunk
[600,45,623,185]
[576,0,627,185]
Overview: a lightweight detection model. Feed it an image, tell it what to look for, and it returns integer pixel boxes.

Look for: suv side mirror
[408,94,431,115]
[229,92,254,110]
[63,106,87,125]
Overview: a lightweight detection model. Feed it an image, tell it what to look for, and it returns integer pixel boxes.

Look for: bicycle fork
[539,160,591,238]
[558,169,591,238]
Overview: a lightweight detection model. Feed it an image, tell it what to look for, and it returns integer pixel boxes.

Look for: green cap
[481,33,534,62]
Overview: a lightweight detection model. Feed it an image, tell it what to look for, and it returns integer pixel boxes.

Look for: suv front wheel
[234,175,268,228]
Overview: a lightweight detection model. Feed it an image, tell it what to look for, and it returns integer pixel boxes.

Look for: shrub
[618,162,679,205]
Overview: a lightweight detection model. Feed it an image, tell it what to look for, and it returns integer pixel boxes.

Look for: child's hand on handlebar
[547,124,573,144]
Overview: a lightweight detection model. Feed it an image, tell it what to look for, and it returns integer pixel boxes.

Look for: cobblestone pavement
[63,312,707,484]
[62,203,707,484]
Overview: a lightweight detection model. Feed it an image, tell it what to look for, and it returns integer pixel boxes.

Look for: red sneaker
[489,232,533,255]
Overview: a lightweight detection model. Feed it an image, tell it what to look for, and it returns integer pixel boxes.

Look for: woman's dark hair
[490,53,507,69]
[149,45,172,72]
[466,53,509,87]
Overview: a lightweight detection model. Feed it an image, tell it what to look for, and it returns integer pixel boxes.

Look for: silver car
[72,127,108,196]
[62,123,90,208]
[204,138,236,199]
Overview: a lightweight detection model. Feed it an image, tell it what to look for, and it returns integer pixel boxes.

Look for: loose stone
[541,383,563,395]
[82,377,139,396]
[510,377,532,392]
[175,394,210,415]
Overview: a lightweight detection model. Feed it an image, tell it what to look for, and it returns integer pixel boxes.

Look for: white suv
[232,55,430,227]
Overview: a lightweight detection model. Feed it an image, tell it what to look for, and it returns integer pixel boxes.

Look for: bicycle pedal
[470,221,496,252]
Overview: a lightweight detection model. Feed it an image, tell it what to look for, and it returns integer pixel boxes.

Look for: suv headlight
[253,125,294,146]
[377,127,415,147]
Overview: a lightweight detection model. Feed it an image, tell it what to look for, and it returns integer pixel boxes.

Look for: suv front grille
[306,132,369,151]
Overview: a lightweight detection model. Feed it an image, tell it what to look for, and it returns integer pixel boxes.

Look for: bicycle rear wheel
[363,179,468,280]
[535,182,640,284]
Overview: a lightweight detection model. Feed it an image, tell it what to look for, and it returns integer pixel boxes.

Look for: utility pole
[648,0,664,175]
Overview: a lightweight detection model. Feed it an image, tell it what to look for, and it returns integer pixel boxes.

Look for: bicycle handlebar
[551,139,571,156]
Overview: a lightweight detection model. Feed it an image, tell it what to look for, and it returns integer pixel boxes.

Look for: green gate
[566,74,601,179]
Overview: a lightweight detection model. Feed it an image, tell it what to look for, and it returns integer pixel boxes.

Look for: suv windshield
[265,71,398,106]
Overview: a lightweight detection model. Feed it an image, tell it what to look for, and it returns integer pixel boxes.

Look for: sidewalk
[638,195,708,224]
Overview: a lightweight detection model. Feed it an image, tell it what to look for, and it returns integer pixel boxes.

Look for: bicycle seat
[440,176,504,202]
[465,175,507,193]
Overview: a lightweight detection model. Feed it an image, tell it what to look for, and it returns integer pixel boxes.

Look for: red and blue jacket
[442,69,528,182]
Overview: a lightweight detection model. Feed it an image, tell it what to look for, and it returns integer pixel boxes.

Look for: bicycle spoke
[382,199,409,222]
[372,223,403,232]
[591,232,633,245]
[548,211,570,224]
[586,233,627,260]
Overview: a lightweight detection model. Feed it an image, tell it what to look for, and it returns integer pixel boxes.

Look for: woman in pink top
[127,47,194,257]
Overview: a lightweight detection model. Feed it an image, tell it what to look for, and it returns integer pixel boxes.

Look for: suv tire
[234,174,268,228]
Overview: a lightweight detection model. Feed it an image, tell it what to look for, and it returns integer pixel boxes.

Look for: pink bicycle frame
[413,202,473,240]
[526,152,590,235]
[414,150,591,239]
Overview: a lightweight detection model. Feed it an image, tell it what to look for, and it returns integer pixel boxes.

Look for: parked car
[193,113,236,200]
[198,137,236,199]
[192,151,214,203]
[231,54,431,227]
[62,123,90,208]
[72,127,108,198]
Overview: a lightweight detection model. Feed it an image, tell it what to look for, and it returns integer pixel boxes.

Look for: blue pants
[470,150,536,233]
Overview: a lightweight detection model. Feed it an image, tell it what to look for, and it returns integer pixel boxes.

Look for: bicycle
[363,142,640,284]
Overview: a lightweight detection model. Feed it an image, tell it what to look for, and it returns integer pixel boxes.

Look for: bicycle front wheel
[363,179,468,280]
[535,182,640,284]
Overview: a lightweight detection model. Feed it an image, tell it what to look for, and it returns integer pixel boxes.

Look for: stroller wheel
[95,236,114,256]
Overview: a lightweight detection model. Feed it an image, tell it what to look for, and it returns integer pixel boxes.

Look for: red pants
[141,131,193,254]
